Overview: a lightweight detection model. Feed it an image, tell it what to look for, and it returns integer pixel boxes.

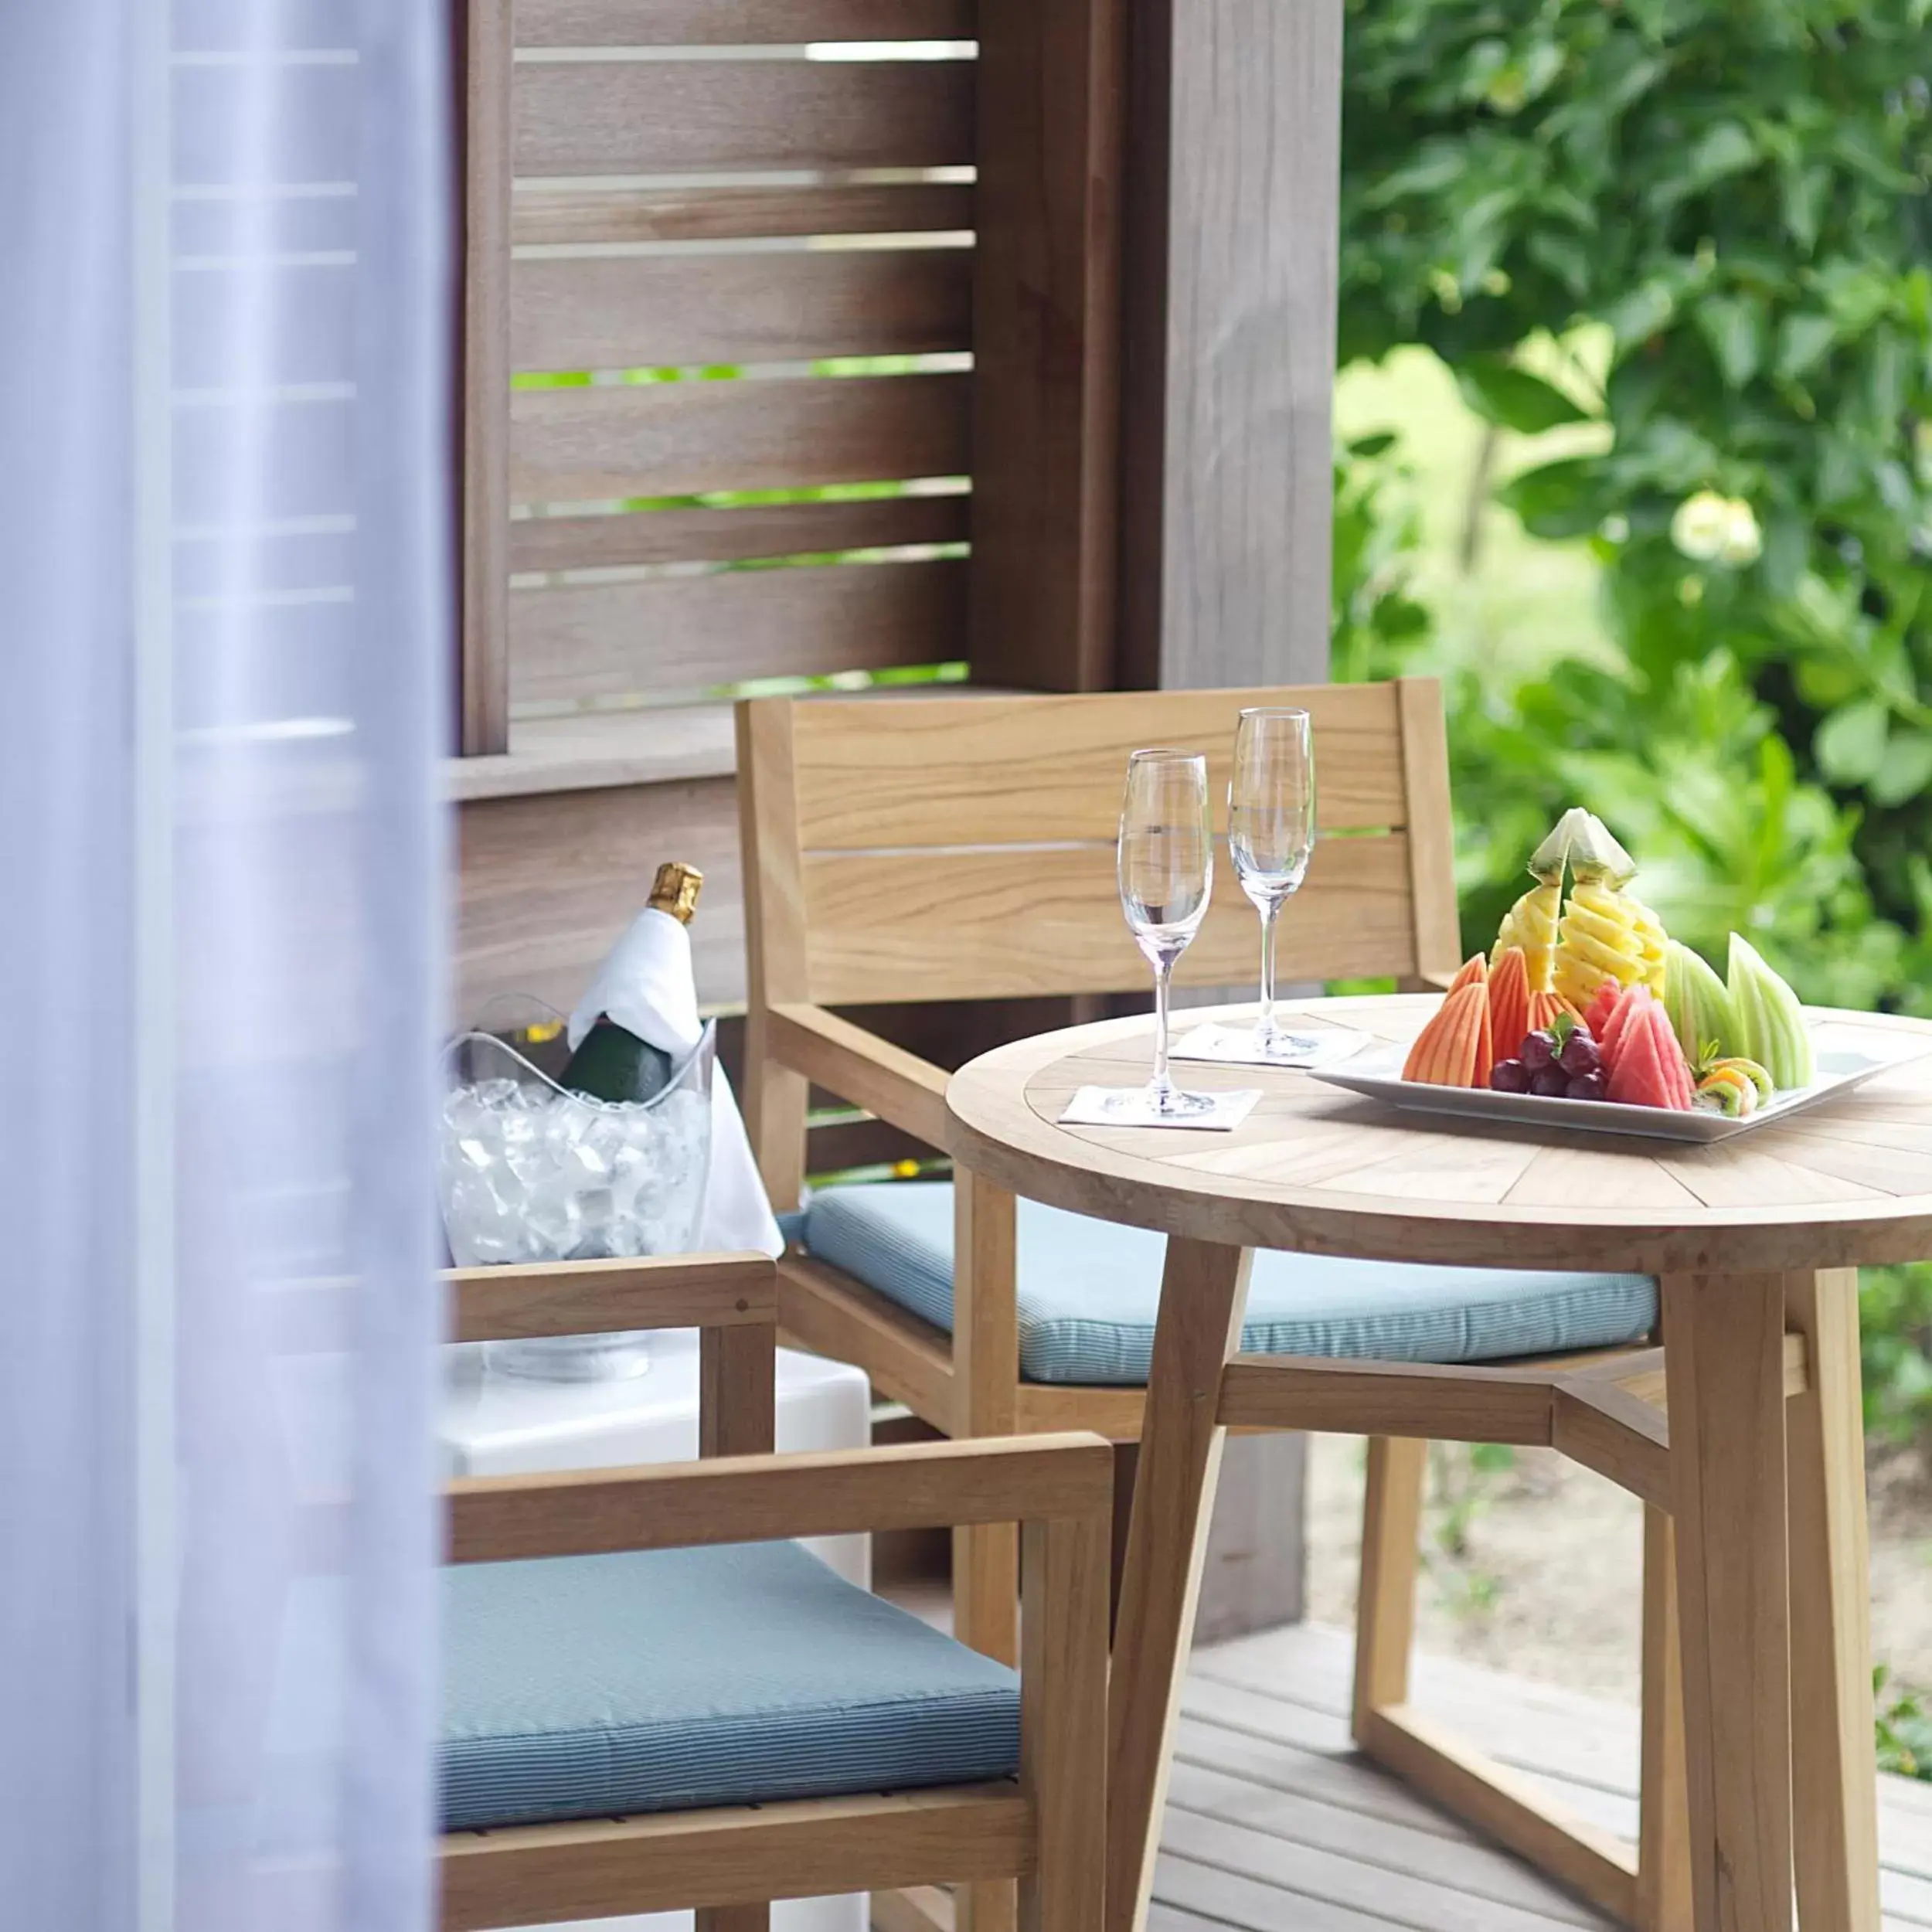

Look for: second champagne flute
[1230,706,1321,1060]
[1115,748,1214,1118]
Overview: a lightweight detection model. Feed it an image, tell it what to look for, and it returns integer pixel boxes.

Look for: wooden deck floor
[1146,1622,1932,1932]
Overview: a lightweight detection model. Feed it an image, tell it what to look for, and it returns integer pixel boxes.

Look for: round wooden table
[947,995,1932,1932]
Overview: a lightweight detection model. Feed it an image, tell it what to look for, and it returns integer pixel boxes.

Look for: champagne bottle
[559,862,703,1103]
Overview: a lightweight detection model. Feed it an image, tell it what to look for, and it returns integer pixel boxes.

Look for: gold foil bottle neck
[647,861,704,926]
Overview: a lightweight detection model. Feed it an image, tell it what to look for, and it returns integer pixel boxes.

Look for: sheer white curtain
[1,2,451,1927]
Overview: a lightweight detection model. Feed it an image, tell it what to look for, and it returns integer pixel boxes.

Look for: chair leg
[697,1907,770,1932]
[1787,1269,1881,1932]
[1351,1434,1426,1737]
[954,1522,1020,1663]
[1019,1512,1109,1932]
[1636,1505,1692,1932]
[951,1171,1021,1665]
[743,1011,809,1213]
[954,1171,1022,1932]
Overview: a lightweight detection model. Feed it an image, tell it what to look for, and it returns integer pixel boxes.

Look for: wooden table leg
[1785,1269,1880,1932]
[1661,1272,1794,1932]
[1105,1237,1253,1932]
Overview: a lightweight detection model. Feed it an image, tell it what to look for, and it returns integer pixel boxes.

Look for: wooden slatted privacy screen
[486,6,978,731]
[457,0,1124,1019]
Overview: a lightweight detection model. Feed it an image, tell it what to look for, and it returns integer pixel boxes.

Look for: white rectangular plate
[1309,1019,1932,1143]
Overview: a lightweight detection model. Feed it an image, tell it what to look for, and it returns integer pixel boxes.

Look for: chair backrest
[736,680,1461,1011]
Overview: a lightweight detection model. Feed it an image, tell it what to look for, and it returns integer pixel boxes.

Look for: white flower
[1717,498,1762,566]
[1672,490,1732,561]
[1672,490,1760,566]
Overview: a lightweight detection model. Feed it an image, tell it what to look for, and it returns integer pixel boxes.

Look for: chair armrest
[447,1431,1114,1565]
[766,1002,950,1148]
[446,1252,776,1344]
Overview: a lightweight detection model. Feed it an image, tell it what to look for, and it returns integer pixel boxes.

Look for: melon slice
[1446,954,1489,996]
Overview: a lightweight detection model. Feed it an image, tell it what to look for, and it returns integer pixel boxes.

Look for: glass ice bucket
[437,1019,716,1380]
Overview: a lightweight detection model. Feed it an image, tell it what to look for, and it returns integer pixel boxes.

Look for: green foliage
[1333,0,1932,1610]
[1877,1665,1932,1779]
[1860,1263,1932,1450]
[1340,0,1932,982]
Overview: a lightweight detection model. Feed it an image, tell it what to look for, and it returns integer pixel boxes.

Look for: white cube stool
[441,1332,874,1932]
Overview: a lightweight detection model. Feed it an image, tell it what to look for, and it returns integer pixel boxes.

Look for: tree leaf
[1815,700,1890,786]
[1496,456,1613,539]
[1870,733,1932,809]
[1605,281,1676,349]
[1686,120,1757,189]
[1695,294,1766,388]
[1454,355,1594,434]
[1775,311,1838,380]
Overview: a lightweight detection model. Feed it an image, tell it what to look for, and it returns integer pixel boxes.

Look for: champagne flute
[1229,706,1321,1060]
[1116,749,1214,1117]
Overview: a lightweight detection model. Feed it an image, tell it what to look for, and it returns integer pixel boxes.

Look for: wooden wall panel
[512,248,974,372]
[516,0,978,47]
[510,558,968,705]
[456,775,746,1020]
[510,372,971,502]
[513,58,975,175]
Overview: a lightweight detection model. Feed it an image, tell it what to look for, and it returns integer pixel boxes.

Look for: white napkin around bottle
[568,908,784,1260]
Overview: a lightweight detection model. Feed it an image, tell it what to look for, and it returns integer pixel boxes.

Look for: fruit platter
[1314,808,1932,1143]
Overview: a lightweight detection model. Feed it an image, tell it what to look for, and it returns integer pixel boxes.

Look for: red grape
[1520,1030,1558,1071]
[1567,1070,1609,1101]
[1489,1060,1529,1094]
[1559,1029,1601,1077]
[1529,1065,1570,1098]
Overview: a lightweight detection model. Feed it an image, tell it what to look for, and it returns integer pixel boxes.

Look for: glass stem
[1151,955,1175,1103]
[1258,899,1281,1039]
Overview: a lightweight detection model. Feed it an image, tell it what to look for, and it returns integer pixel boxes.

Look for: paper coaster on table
[1173,1021,1373,1070]
[1057,1085,1263,1131]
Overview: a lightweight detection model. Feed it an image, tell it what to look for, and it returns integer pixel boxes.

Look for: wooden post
[1115,0,1343,691]
[457,0,512,755]
[968,0,1127,694]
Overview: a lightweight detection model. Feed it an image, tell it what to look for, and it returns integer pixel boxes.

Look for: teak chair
[437,1250,1109,1932]
[736,680,1691,1927]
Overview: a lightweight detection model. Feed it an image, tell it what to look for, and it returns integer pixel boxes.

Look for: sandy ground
[1306,1433,1932,1705]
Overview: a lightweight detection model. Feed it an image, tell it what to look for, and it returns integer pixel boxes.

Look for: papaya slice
[1489,947,1529,1064]
[1403,983,1492,1087]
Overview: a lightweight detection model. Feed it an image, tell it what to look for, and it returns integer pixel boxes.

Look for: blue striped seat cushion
[442,1539,1019,1831]
[801,1180,1656,1386]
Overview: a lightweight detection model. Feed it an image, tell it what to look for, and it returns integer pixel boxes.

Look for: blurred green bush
[1330,0,1932,1471]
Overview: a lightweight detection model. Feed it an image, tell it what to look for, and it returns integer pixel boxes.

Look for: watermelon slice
[1658,1007,1696,1107]
[1583,980,1621,1039]
[1599,984,1652,1074]
[1607,1004,1692,1109]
